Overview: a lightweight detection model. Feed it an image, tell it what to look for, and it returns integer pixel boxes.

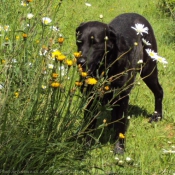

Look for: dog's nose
[77,57,86,66]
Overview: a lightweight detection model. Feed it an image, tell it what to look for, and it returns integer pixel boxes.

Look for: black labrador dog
[75,13,163,154]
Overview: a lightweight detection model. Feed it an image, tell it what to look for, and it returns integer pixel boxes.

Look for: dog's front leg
[111,95,129,154]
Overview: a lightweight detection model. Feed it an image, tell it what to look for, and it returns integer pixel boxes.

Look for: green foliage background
[0,0,175,174]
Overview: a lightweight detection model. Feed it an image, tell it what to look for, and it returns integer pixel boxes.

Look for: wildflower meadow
[0,0,175,174]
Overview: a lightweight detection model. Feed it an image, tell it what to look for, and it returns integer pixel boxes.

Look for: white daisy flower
[27,13,34,19]
[145,49,158,59]
[42,17,52,25]
[48,64,54,69]
[42,85,47,89]
[50,26,60,31]
[4,25,10,31]
[85,2,92,7]
[99,14,103,19]
[163,149,175,154]
[118,160,124,165]
[114,157,119,161]
[12,59,17,63]
[21,1,28,6]
[28,62,32,67]
[134,42,138,46]
[142,38,151,46]
[155,55,168,64]
[131,23,148,36]
[126,157,132,162]
[104,36,108,41]
[137,59,143,64]
[39,48,48,56]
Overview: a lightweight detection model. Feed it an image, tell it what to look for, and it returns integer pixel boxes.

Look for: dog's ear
[107,26,117,50]
[108,25,129,52]
[76,22,85,36]
[116,34,130,52]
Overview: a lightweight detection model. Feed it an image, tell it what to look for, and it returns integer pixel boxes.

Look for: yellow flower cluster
[2,59,6,64]
[51,82,60,88]
[58,37,64,44]
[65,59,73,66]
[75,81,83,86]
[23,33,28,38]
[52,73,59,78]
[14,92,19,98]
[104,85,110,91]
[74,52,82,58]
[81,72,88,77]
[52,50,66,61]
[85,78,97,85]
[119,133,125,139]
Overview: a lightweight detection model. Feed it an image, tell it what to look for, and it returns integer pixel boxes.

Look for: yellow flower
[104,85,110,91]
[16,36,20,40]
[85,77,97,85]
[74,52,82,58]
[119,133,125,139]
[52,50,62,59]
[2,59,6,64]
[5,37,9,41]
[36,40,40,44]
[65,59,73,66]
[75,81,83,86]
[58,37,64,44]
[23,33,28,38]
[52,73,59,78]
[23,33,28,39]
[103,119,107,123]
[57,54,66,61]
[81,72,88,77]
[14,92,19,98]
[51,82,60,88]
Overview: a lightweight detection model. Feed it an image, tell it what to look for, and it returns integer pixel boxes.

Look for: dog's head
[75,21,117,76]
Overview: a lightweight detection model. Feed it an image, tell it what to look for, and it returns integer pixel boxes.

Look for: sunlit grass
[0,0,175,174]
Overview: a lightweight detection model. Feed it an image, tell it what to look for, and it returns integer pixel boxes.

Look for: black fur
[76,13,163,154]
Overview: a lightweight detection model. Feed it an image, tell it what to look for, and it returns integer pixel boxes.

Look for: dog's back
[109,13,157,52]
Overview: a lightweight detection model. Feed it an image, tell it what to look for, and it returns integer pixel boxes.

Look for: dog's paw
[114,141,125,155]
[149,111,162,123]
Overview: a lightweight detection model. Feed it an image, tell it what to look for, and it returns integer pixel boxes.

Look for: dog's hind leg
[140,60,163,122]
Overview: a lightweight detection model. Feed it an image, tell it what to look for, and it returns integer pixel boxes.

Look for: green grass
[0,0,175,174]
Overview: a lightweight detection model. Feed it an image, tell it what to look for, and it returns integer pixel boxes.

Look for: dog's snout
[77,57,86,66]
